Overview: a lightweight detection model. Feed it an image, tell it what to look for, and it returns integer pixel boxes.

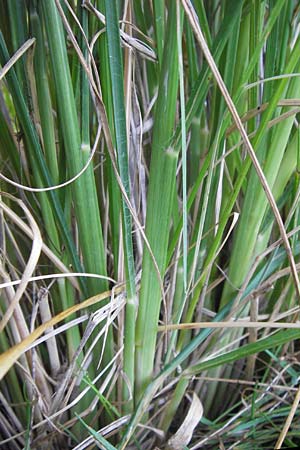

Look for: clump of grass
[1,1,300,449]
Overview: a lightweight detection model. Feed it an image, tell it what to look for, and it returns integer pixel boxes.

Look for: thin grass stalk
[30,7,59,184]
[104,0,137,412]
[95,0,121,277]
[131,1,157,98]
[7,0,29,103]
[80,7,90,159]
[177,0,188,301]
[161,1,189,360]
[134,2,182,403]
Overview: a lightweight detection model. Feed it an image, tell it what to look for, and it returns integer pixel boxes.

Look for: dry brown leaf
[166,393,203,450]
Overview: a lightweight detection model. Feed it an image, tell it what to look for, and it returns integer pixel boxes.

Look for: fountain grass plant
[1,0,300,448]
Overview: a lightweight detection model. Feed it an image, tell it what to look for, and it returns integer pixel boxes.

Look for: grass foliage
[1,0,300,448]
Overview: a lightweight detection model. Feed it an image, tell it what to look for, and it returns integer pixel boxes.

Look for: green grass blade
[104,0,137,411]
[134,1,182,403]
[30,7,59,183]
[76,414,117,450]
[185,328,300,376]
[177,0,188,294]
[153,0,165,66]
[42,0,107,296]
